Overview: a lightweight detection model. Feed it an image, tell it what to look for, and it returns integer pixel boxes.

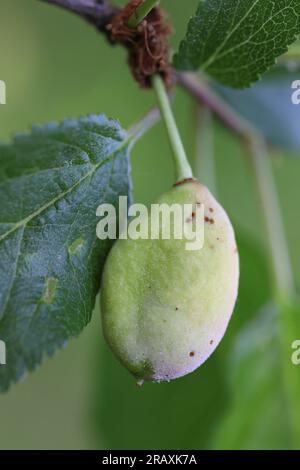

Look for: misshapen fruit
[101,179,239,382]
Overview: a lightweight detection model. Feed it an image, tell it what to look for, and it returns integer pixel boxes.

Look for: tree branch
[39,0,120,35]
[176,72,257,142]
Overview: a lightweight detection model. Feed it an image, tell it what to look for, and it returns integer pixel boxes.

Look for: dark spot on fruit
[209,208,214,213]
[189,351,195,357]
[217,237,220,241]
[210,218,215,224]
[187,211,196,223]
[210,340,214,345]
[175,307,179,311]
[205,216,210,223]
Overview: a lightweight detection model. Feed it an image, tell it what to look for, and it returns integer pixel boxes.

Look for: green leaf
[174,0,300,88]
[211,297,300,449]
[0,115,131,392]
[214,65,300,152]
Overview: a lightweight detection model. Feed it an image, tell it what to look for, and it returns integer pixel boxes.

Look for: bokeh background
[0,0,300,449]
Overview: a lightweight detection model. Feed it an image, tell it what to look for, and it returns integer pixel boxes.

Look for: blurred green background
[0,0,300,450]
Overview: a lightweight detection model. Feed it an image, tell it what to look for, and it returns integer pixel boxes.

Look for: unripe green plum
[100,180,239,382]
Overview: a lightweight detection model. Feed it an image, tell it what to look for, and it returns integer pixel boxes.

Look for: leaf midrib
[201,0,261,71]
[0,131,123,185]
[210,6,296,65]
[0,137,131,243]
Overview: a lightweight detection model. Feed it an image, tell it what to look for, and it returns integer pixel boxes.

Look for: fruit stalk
[152,74,193,182]
[127,0,160,28]
[127,2,190,181]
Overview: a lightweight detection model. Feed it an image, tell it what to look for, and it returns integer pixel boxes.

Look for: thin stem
[246,137,295,298]
[195,105,217,195]
[127,106,161,145]
[248,138,300,448]
[127,0,159,28]
[152,74,193,182]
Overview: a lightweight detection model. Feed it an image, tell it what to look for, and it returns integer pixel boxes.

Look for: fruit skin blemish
[100,180,239,382]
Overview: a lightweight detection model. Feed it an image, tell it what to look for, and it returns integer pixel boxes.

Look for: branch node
[107,0,173,89]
